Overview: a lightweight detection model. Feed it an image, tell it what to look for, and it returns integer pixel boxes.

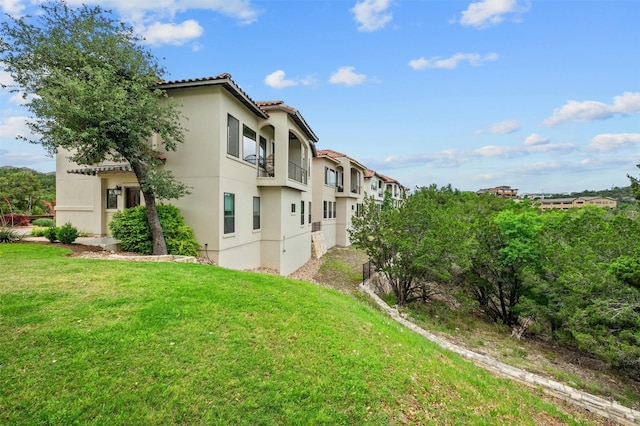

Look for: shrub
[608,256,640,289]
[1,214,30,227]
[32,218,55,227]
[44,226,58,243]
[0,227,21,243]
[56,222,79,244]
[109,205,199,256]
[30,227,47,237]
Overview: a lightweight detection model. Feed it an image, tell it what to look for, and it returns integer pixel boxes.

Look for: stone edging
[359,282,640,426]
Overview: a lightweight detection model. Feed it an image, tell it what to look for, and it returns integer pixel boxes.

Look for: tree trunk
[130,159,168,255]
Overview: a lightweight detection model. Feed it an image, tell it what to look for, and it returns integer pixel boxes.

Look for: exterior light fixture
[115,185,122,196]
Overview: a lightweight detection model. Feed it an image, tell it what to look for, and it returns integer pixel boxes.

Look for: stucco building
[55,73,406,275]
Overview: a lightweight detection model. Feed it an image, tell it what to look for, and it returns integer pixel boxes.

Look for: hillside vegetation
[0,244,599,425]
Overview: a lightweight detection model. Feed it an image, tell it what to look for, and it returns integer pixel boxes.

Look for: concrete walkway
[16,227,121,251]
[359,282,640,426]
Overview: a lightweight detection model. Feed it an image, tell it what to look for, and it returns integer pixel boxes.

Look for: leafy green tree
[525,206,640,374]
[0,171,41,213]
[468,209,543,325]
[350,185,472,306]
[0,2,188,254]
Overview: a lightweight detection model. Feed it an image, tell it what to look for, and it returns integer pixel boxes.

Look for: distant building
[476,185,518,198]
[537,196,617,211]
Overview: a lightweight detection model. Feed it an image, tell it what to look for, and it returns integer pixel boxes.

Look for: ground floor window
[253,196,260,230]
[300,201,305,225]
[323,200,336,219]
[106,188,118,209]
[224,192,235,234]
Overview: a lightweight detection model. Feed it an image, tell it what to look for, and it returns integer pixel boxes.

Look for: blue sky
[1,0,639,195]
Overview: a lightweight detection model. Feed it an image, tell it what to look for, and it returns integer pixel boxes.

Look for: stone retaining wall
[360,282,640,426]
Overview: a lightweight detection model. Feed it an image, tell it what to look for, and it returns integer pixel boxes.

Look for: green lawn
[0,244,595,425]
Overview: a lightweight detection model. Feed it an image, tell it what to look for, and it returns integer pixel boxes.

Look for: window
[243,125,256,163]
[227,115,239,157]
[300,201,305,225]
[253,196,260,230]
[324,167,336,186]
[291,203,296,213]
[106,189,118,209]
[224,193,235,234]
[308,201,312,224]
[324,200,337,219]
[336,171,344,191]
[259,136,267,164]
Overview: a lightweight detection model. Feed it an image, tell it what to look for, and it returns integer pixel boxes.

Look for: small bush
[0,227,21,243]
[1,214,30,227]
[44,226,58,243]
[30,227,47,237]
[109,205,200,256]
[57,222,79,244]
[32,218,55,227]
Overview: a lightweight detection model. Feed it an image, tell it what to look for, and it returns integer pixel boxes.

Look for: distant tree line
[350,177,640,376]
[0,167,55,215]
[544,185,636,205]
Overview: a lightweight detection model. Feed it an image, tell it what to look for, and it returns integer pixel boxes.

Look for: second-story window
[243,125,256,163]
[227,114,239,157]
[324,167,336,186]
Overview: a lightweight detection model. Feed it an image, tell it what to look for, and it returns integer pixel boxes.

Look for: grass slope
[0,244,593,425]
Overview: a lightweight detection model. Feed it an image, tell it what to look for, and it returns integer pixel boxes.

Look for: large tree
[350,185,472,306]
[0,1,188,254]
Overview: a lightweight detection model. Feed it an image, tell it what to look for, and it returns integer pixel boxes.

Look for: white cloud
[142,20,203,46]
[459,0,529,28]
[0,69,14,88]
[475,119,520,134]
[38,1,260,48]
[0,115,30,138]
[409,52,498,70]
[264,70,317,89]
[373,136,578,170]
[475,145,518,158]
[587,133,640,152]
[351,0,393,32]
[0,0,25,15]
[329,66,368,86]
[542,92,640,127]
[524,133,548,146]
[62,0,260,24]
[264,70,297,89]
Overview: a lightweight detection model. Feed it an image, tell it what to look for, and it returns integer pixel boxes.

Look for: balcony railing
[288,162,307,184]
[350,184,361,195]
[257,155,275,177]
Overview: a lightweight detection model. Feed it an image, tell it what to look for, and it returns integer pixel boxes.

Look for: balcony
[288,161,307,184]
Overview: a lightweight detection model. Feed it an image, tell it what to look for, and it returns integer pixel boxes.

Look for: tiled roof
[316,149,367,170]
[317,149,346,158]
[155,75,319,145]
[256,100,319,144]
[155,73,268,119]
